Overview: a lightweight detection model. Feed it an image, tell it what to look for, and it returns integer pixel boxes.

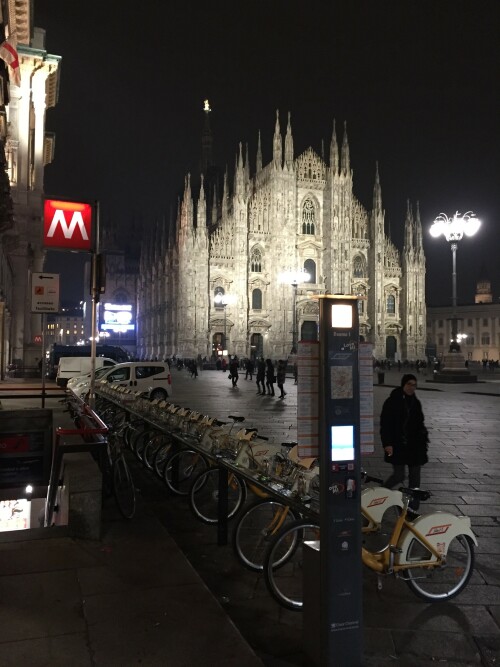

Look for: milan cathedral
[137,107,426,362]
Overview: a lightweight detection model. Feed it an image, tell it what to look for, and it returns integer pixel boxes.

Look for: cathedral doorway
[212,333,223,357]
[301,321,318,342]
[386,336,397,359]
[250,333,263,360]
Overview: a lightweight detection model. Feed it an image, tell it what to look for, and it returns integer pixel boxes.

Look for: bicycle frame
[362,498,478,574]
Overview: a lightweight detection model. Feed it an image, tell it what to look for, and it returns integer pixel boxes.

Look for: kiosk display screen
[331,425,354,461]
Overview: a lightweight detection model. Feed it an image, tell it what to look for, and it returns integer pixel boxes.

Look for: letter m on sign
[43,199,93,251]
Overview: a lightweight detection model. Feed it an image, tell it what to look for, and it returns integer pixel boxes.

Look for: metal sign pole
[318,295,362,666]
[41,313,46,408]
[89,201,100,409]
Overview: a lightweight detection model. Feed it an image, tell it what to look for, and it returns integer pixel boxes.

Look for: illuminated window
[386,295,395,314]
[304,259,316,283]
[214,286,224,308]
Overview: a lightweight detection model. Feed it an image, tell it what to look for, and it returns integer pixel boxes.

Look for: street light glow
[429,211,481,241]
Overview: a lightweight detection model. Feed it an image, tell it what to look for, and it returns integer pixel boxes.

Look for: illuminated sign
[100,303,135,333]
[43,199,93,251]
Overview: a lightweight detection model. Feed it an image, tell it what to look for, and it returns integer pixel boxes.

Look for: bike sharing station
[299,295,364,666]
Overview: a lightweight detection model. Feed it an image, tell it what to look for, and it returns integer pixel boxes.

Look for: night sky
[36,1,499,306]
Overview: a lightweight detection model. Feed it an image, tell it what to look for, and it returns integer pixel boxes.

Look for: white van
[56,357,116,387]
[72,361,172,401]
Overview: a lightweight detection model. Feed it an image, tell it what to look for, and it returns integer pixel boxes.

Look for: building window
[467,319,473,326]
[353,256,365,278]
[386,294,395,314]
[304,259,316,284]
[252,288,262,310]
[438,335,444,346]
[481,334,490,345]
[483,318,488,326]
[301,198,316,235]
[250,248,262,273]
[468,335,474,345]
[214,286,224,307]
[438,319,443,328]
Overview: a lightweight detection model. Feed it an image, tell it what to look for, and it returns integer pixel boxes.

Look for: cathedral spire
[415,200,423,252]
[284,111,294,169]
[201,99,213,174]
[330,119,339,174]
[256,130,262,173]
[341,121,350,174]
[404,199,414,251]
[273,109,282,168]
[372,161,382,214]
[222,167,229,217]
[234,142,244,197]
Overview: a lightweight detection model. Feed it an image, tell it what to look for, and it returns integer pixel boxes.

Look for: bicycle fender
[361,487,403,525]
[396,512,478,565]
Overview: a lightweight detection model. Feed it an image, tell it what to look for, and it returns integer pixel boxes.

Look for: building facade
[137,110,427,362]
[0,2,60,375]
[427,278,500,362]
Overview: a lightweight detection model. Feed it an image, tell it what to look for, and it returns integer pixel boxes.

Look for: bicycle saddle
[281,441,297,449]
[228,415,245,422]
[400,487,431,502]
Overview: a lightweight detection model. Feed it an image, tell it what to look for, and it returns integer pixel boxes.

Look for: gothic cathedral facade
[137,110,426,362]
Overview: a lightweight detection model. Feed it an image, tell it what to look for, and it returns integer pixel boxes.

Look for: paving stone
[0,633,91,667]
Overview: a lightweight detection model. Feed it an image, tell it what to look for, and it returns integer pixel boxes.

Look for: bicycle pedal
[389,545,402,554]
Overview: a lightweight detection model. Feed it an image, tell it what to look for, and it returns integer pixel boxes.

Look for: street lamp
[430,211,480,352]
[214,293,236,355]
[278,269,311,354]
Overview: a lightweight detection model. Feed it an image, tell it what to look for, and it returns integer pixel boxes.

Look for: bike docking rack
[44,392,109,530]
[93,383,321,545]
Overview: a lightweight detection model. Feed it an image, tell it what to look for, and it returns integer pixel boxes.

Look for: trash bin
[377,371,385,385]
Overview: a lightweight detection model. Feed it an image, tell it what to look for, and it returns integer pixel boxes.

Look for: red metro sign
[43,199,93,251]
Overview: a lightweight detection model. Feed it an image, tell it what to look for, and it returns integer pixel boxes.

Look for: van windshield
[95,367,110,380]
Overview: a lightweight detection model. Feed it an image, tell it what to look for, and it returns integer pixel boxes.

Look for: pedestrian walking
[276,359,287,398]
[256,358,266,394]
[380,373,429,514]
[265,359,275,396]
[245,359,254,380]
[229,356,239,387]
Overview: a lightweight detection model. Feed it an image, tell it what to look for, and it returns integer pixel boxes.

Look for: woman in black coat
[380,373,429,511]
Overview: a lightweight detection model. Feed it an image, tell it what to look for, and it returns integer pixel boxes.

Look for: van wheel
[150,389,168,401]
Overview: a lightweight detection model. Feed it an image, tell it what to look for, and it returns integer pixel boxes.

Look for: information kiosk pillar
[318,295,362,665]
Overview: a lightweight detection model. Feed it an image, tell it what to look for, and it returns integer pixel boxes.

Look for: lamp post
[430,211,480,352]
[278,269,311,354]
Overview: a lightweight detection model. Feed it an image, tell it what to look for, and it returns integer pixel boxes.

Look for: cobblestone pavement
[132,368,500,666]
[1,369,499,665]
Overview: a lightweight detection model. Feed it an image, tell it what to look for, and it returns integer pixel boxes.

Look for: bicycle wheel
[112,454,136,519]
[189,468,247,524]
[134,429,159,463]
[153,441,173,478]
[404,534,475,601]
[164,449,208,495]
[264,520,320,611]
[233,499,300,572]
[143,433,168,471]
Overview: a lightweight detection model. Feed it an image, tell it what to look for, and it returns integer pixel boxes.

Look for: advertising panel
[99,303,135,333]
